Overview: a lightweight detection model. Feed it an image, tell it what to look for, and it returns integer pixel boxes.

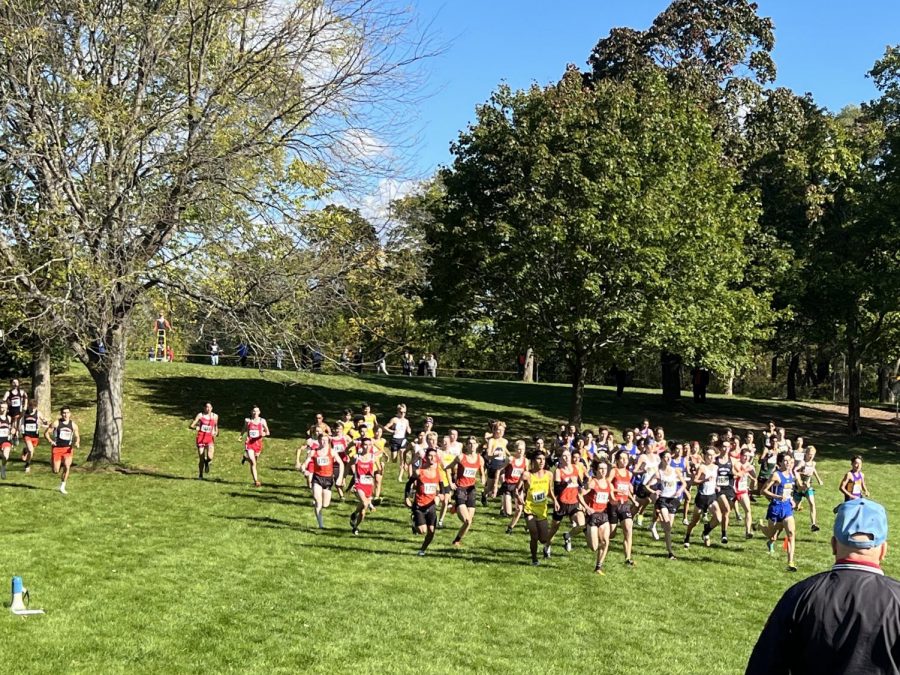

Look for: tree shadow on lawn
[133,373,900,465]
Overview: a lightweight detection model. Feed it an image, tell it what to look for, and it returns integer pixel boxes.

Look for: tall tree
[0,0,427,461]
[422,68,766,423]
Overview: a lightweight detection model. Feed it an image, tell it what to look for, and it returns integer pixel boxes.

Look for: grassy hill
[3,361,898,674]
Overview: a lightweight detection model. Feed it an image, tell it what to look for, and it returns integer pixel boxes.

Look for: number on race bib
[738,477,748,491]
[463,467,477,479]
[617,482,630,494]
[511,468,523,479]
[58,428,73,441]
[359,475,374,485]
[594,490,609,504]
[10,397,20,408]
[423,483,438,495]
[0,428,8,439]
[315,457,330,466]
[24,423,37,433]
[532,491,546,503]
[200,424,211,433]
[717,476,730,486]
[248,429,260,439]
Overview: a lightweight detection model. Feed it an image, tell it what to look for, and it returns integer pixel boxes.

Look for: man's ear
[880,542,888,563]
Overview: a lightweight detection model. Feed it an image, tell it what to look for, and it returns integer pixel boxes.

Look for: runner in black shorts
[684,447,718,548]
[405,447,443,555]
[445,436,485,547]
[608,450,637,567]
[579,459,614,573]
[701,440,737,545]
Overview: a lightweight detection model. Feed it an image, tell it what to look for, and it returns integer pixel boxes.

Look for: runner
[371,426,388,502]
[18,398,47,474]
[761,452,799,572]
[794,445,824,532]
[0,401,14,479]
[482,421,509,506]
[404,447,443,556]
[44,406,80,494]
[670,443,691,525]
[546,449,586,555]
[757,437,778,499]
[297,413,331,469]
[608,449,638,567]
[519,451,553,565]
[653,449,685,559]
[437,433,458,527]
[361,403,378,440]
[446,436,486,546]
[633,436,662,526]
[4,379,27,449]
[349,437,376,534]
[240,406,270,487]
[733,447,758,538]
[331,424,351,500]
[189,402,218,480]
[310,433,343,529]
[579,458,613,573]
[501,440,529,531]
[839,455,869,501]
[339,409,355,435]
[699,440,738,546]
[683,447,719,548]
[384,404,411,478]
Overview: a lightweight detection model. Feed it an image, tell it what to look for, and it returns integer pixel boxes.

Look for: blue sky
[410,0,900,175]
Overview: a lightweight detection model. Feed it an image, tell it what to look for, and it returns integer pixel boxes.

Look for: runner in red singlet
[350,437,376,534]
[609,450,637,567]
[545,450,586,556]
[240,406,269,487]
[330,425,351,500]
[189,402,219,480]
[310,434,342,529]
[445,436,486,547]
[404,447,443,556]
[501,440,529,533]
[578,458,614,574]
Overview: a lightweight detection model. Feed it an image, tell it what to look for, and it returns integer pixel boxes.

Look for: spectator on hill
[312,347,324,372]
[426,353,437,378]
[692,366,710,402]
[210,339,220,366]
[237,343,249,368]
[402,350,413,376]
[417,355,427,376]
[353,347,364,374]
[275,347,284,370]
[746,498,900,674]
[376,349,388,375]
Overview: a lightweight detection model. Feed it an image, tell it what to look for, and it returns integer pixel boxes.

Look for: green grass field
[3,361,898,674]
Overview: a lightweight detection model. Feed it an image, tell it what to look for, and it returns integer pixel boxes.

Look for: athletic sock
[702,524,712,537]
[315,512,324,528]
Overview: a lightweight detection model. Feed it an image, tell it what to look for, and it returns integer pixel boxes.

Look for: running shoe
[667,553,677,560]
[594,565,605,575]
[650,524,660,541]
[241,456,246,465]
[24,466,30,474]
[746,532,753,539]
[563,532,572,552]
[417,550,426,557]
[352,528,359,536]
[767,541,775,555]
[682,517,689,526]
[787,564,798,572]
[253,481,261,487]
[683,537,691,549]
[543,544,552,559]
[703,534,711,547]
[59,483,67,495]
[721,535,728,545]
[437,520,444,529]
[625,559,636,567]
[531,559,540,566]
[505,526,514,535]
[481,493,487,507]
[811,524,820,532]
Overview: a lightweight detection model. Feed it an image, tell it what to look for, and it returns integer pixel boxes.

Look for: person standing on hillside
[426,353,437,377]
[210,339,220,366]
[45,406,80,494]
[746,498,900,674]
[189,402,219,480]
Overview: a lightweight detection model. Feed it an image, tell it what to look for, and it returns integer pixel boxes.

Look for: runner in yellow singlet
[519,452,553,566]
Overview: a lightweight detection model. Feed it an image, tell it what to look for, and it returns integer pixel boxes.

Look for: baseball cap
[833,499,888,549]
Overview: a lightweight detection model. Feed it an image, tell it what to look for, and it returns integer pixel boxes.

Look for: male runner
[19,398,48,474]
[405,447,443,556]
[240,406,270,487]
[189,402,219,479]
[0,401,14,479]
[45,406,80,494]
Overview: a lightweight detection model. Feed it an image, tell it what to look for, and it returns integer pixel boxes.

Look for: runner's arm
[189,413,201,430]
[72,422,81,448]
[838,472,854,499]
[44,422,56,444]
[761,474,781,501]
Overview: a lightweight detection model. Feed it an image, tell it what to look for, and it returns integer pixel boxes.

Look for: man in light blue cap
[747,498,899,674]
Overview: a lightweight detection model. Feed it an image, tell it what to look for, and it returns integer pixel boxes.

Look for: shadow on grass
[0,481,44,490]
[132,370,900,464]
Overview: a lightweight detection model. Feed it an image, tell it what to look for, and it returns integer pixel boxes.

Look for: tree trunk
[569,349,587,426]
[87,328,127,463]
[661,351,682,402]
[770,355,778,382]
[878,364,891,403]
[522,348,534,383]
[847,343,861,436]
[30,343,51,419]
[816,358,830,385]
[724,368,735,396]
[786,352,800,401]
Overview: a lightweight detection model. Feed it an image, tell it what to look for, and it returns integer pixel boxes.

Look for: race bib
[463,467,477,479]
[594,490,609,504]
[716,475,730,486]
[200,424,212,433]
[315,457,330,466]
[24,423,37,433]
[0,428,8,439]
[782,485,793,501]
[803,465,814,476]
[510,468,523,479]
[616,482,630,494]
[664,480,677,493]
[738,477,748,491]
[9,397,20,408]
[423,483,438,495]
[532,491,546,503]
[793,452,804,462]
[58,427,73,441]
[248,429,260,439]
[359,475,374,485]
